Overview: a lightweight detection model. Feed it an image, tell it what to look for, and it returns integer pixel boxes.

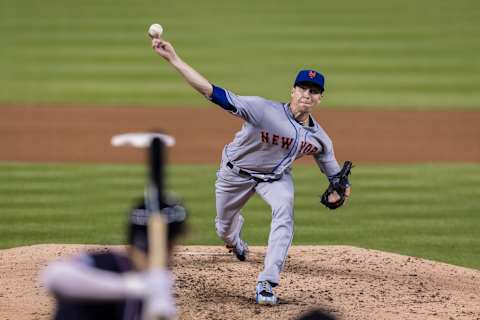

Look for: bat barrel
[148,137,166,212]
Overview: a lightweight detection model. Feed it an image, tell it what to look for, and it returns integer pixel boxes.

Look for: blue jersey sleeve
[210,85,238,113]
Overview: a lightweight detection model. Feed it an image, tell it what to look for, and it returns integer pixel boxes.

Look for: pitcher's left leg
[255,173,294,286]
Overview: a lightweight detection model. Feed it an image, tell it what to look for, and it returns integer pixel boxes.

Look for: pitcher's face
[290,83,323,113]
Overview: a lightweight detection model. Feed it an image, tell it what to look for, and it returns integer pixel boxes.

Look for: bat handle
[148,213,168,268]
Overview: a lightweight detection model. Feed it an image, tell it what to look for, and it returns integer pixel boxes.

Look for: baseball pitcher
[150,36,351,305]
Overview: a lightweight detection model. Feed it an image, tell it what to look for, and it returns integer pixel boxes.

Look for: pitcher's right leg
[215,168,256,260]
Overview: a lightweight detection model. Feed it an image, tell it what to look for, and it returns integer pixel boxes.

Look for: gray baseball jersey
[209,85,341,285]
[210,85,341,178]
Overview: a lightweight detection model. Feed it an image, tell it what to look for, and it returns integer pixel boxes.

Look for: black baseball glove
[320,161,353,210]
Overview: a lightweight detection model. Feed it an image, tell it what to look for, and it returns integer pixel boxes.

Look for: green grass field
[0,0,478,282]
[1,0,479,109]
[1,162,479,270]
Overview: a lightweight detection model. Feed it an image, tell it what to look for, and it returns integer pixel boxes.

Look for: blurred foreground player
[42,197,186,320]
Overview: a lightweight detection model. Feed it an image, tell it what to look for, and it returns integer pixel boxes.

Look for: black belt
[226,162,272,183]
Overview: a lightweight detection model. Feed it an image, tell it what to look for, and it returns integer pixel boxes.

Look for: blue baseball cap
[294,70,325,92]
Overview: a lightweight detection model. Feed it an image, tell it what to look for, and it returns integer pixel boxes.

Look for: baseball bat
[147,137,168,269]
[144,137,172,320]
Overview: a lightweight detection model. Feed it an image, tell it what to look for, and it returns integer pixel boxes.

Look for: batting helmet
[127,196,187,253]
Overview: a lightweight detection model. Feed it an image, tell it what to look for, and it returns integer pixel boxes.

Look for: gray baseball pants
[214,163,294,285]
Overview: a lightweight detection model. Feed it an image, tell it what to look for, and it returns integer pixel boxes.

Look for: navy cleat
[255,281,278,305]
[226,239,248,261]
[226,215,248,261]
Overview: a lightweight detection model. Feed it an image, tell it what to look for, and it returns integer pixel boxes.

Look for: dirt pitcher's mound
[1,245,479,320]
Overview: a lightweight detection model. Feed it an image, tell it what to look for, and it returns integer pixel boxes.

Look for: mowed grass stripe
[9,63,480,87]
[6,56,477,74]
[0,162,479,269]
[7,30,477,48]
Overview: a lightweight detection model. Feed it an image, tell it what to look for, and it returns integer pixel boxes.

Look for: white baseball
[148,23,164,38]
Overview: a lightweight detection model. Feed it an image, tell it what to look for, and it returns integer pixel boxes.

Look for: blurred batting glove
[142,268,176,320]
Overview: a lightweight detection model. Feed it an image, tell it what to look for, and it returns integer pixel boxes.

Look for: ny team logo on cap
[294,69,325,92]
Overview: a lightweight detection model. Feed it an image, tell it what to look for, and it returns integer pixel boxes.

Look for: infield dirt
[1,106,480,163]
[1,245,479,320]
